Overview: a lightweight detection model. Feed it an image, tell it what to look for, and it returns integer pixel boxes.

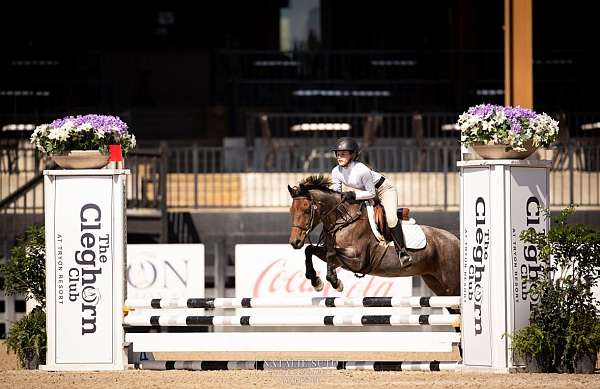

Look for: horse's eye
[304,208,311,214]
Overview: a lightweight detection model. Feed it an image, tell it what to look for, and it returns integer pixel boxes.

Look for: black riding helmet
[332,137,360,155]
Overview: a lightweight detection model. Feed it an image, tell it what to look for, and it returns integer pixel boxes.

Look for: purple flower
[511,121,522,134]
[49,114,129,134]
[467,104,501,118]
[503,106,536,134]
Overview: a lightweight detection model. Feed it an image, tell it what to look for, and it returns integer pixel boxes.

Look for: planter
[573,352,597,374]
[524,353,553,373]
[472,141,537,160]
[23,351,41,370]
[52,150,110,169]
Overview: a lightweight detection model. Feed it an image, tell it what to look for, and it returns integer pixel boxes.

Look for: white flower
[30,124,49,144]
[78,123,93,132]
[48,127,70,142]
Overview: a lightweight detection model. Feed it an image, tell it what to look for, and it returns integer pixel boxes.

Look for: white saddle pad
[366,203,427,249]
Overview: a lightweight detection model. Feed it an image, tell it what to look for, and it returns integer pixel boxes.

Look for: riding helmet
[332,137,360,153]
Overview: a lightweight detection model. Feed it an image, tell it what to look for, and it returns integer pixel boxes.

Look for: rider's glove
[341,191,357,203]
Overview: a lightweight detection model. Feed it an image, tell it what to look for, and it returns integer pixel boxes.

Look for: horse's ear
[287,185,294,197]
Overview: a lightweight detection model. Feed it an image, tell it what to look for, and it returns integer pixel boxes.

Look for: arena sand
[2,342,600,388]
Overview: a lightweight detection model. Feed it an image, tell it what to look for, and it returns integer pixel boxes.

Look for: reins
[311,195,370,278]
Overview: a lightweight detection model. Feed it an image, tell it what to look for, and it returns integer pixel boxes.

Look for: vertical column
[460,160,550,372]
[504,0,533,108]
[506,165,549,343]
[42,170,128,371]
[460,166,492,367]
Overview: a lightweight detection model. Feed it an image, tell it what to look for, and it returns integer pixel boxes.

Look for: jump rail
[125,331,462,353]
[125,296,461,310]
[123,313,461,327]
[139,360,462,371]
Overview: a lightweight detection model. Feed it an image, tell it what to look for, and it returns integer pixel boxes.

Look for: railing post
[246,114,255,171]
[213,240,227,297]
[568,142,574,206]
[443,145,449,211]
[159,142,168,243]
[193,144,199,208]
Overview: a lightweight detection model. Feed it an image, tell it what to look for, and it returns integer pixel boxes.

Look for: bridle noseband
[291,196,318,244]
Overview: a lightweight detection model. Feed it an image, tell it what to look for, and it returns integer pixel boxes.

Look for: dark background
[0,0,597,141]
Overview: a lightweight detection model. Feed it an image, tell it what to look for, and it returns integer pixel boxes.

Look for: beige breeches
[376,180,398,228]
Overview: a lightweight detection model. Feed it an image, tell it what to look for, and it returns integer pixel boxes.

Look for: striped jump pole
[125,296,461,310]
[138,360,462,372]
[123,313,461,327]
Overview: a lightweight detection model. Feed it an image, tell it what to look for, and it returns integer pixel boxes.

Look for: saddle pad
[366,204,426,249]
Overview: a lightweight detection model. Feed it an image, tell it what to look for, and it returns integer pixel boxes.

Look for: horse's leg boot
[389,224,412,267]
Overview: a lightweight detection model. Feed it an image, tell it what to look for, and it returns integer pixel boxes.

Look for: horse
[287,175,460,297]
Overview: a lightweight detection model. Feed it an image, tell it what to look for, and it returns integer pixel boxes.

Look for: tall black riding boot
[389,224,413,268]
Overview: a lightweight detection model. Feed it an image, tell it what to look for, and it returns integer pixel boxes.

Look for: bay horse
[288,175,460,297]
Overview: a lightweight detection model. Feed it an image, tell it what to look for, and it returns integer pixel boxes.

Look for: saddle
[373,203,409,241]
[368,201,426,249]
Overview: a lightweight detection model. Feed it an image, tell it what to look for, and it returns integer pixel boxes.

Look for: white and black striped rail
[123,313,461,328]
[125,296,460,310]
[138,360,462,371]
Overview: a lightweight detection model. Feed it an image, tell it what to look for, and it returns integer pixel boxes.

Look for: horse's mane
[299,175,336,193]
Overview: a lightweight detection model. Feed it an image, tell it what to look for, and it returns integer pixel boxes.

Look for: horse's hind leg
[304,245,325,291]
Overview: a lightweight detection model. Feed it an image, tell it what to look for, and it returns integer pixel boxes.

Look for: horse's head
[287,175,338,249]
[287,183,320,249]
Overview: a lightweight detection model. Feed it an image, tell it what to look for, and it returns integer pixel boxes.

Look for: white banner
[235,244,412,314]
[53,176,114,364]
[510,167,548,331]
[461,168,492,365]
[127,244,205,299]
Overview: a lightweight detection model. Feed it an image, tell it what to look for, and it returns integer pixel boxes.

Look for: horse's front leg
[304,245,325,291]
[325,250,343,292]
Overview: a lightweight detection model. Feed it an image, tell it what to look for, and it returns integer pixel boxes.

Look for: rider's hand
[341,191,357,203]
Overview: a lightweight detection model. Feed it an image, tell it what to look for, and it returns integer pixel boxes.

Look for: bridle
[291,194,357,246]
[291,196,318,245]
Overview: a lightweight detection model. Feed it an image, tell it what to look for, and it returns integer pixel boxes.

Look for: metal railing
[0,144,167,253]
[2,140,600,215]
[158,140,600,209]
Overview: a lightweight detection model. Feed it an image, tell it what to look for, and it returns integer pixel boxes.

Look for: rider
[330,137,413,267]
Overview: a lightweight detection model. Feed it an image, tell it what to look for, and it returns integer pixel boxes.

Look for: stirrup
[399,250,412,268]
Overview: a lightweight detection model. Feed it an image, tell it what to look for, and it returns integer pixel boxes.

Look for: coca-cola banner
[235,244,412,299]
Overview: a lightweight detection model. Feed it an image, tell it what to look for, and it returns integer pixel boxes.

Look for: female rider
[330,137,413,267]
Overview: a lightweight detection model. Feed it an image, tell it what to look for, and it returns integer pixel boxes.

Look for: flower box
[458,104,559,159]
[30,114,136,168]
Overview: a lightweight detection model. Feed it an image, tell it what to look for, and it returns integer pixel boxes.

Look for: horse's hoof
[335,280,344,292]
[313,278,324,292]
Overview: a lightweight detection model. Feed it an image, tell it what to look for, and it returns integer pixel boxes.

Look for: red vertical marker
[109,144,123,168]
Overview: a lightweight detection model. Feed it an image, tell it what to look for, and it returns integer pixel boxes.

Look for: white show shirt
[331,161,383,200]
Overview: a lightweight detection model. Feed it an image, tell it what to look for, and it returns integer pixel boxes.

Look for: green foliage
[515,206,600,372]
[1,225,47,369]
[4,307,46,369]
[510,324,549,358]
[0,224,46,307]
